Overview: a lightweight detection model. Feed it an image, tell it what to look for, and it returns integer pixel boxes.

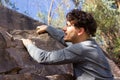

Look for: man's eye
[67,25,71,27]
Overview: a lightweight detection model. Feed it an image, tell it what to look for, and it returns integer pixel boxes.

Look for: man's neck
[72,34,90,44]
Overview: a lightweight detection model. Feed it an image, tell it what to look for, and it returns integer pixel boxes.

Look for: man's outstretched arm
[21,39,82,65]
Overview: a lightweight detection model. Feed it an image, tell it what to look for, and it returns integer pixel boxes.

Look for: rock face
[0,29,73,80]
[0,5,43,30]
[0,5,73,80]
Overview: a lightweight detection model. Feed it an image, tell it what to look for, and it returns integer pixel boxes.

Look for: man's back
[70,39,114,80]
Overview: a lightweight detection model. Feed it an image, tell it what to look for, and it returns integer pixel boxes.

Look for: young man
[22,9,114,80]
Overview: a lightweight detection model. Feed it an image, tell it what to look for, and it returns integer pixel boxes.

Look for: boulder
[0,29,73,80]
[0,5,73,80]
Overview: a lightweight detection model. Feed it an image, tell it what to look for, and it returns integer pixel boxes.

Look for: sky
[6,0,50,21]
[3,0,79,21]
[2,0,84,25]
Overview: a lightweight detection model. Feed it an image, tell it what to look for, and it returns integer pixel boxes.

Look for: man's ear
[78,28,85,36]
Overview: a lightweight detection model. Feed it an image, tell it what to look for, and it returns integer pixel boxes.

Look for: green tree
[71,0,80,8]
[82,0,120,63]
[0,0,9,5]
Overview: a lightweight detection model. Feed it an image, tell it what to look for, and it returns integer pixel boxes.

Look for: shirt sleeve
[25,43,84,65]
[46,26,67,46]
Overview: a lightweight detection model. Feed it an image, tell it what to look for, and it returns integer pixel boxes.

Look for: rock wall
[0,29,73,80]
[0,5,73,80]
[0,6,43,30]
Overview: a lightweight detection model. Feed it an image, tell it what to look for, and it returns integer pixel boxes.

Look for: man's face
[63,21,80,43]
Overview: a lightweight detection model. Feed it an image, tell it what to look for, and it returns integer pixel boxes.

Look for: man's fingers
[36,26,41,30]
[36,29,41,34]
[36,25,47,34]
[36,26,42,34]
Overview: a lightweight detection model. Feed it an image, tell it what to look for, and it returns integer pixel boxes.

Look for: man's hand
[36,25,48,34]
[21,39,33,47]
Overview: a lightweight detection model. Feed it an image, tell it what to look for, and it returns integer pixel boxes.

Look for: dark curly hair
[66,9,97,37]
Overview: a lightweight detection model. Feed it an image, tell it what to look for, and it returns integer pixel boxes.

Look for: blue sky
[7,0,48,20]
[3,0,84,23]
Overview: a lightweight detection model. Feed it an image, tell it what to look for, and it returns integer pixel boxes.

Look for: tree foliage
[0,0,17,10]
[82,0,120,63]
[71,0,80,8]
[0,0,9,5]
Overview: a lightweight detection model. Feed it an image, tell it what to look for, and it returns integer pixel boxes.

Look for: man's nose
[62,26,67,32]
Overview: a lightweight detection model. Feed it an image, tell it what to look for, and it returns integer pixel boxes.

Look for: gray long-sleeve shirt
[25,26,114,80]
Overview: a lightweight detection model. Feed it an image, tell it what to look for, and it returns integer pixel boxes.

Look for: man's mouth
[64,33,67,37]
